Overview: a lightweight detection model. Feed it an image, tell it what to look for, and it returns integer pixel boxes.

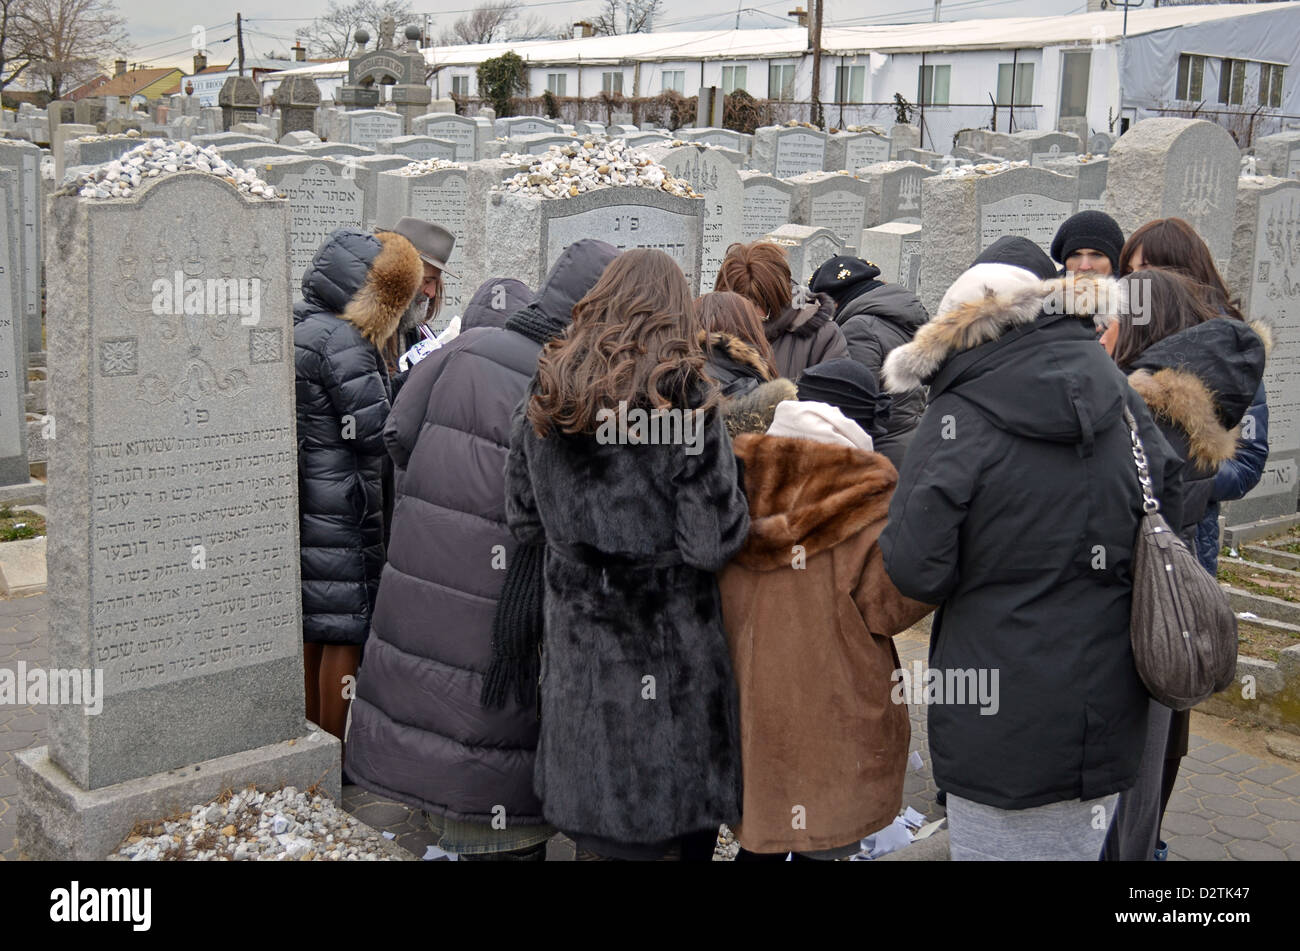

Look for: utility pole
[810,0,824,128]
[236,12,246,76]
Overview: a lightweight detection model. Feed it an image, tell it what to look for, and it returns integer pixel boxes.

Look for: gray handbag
[1124,408,1238,711]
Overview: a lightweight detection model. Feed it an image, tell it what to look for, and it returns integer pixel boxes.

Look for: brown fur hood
[700,330,772,379]
[1128,368,1240,469]
[721,379,798,439]
[731,433,897,569]
[882,272,1120,393]
[341,231,425,348]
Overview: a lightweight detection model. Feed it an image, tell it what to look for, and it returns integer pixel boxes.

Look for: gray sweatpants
[1103,698,1173,861]
[948,792,1120,861]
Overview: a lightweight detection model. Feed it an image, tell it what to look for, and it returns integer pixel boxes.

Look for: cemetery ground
[2,592,1299,861]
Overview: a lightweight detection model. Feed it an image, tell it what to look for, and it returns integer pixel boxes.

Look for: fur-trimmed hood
[1128,368,1239,469]
[721,378,797,439]
[701,330,772,380]
[883,271,1120,393]
[298,228,425,349]
[731,433,897,569]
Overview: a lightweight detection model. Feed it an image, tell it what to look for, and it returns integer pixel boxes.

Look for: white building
[264,4,1300,150]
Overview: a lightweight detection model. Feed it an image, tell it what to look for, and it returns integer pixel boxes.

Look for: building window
[996,62,1035,106]
[722,65,747,95]
[769,64,796,101]
[1058,50,1091,117]
[547,73,567,96]
[1259,63,1284,108]
[834,65,865,103]
[1219,58,1246,105]
[917,64,950,106]
[1175,54,1205,102]
[662,69,685,94]
[602,71,623,94]
[451,75,470,97]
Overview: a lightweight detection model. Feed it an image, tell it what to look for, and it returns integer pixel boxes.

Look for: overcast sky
[121,0,1089,69]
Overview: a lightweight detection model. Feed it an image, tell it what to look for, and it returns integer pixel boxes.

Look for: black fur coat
[505,393,750,844]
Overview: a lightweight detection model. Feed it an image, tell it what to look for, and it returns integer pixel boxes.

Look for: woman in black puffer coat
[294,227,425,743]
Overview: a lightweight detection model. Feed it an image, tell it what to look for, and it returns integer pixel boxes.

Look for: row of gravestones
[8,114,1298,859]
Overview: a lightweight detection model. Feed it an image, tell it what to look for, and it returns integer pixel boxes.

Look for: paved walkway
[2,600,1298,860]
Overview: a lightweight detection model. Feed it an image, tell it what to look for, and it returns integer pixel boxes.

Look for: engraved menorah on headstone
[898,174,921,212]
[1182,156,1220,227]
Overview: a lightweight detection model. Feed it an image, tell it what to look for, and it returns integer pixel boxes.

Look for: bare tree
[0,0,35,94]
[295,0,417,59]
[19,0,128,99]
[590,0,661,35]
[438,1,553,45]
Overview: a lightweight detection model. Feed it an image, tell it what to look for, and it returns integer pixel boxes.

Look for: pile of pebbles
[397,157,466,176]
[939,158,1029,179]
[497,140,699,199]
[111,785,406,861]
[59,139,279,200]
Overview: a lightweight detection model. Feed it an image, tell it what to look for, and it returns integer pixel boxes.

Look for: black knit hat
[796,358,892,439]
[973,235,1059,281]
[808,255,884,307]
[1050,210,1125,273]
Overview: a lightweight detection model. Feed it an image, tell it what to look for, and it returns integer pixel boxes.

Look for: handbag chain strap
[1122,407,1162,516]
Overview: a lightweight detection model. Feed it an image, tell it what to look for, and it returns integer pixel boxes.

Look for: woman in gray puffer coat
[345,243,621,860]
[294,228,424,743]
[809,255,929,468]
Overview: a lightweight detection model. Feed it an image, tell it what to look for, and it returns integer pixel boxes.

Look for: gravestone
[1255,131,1300,181]
[478,185,705,294]
[1224,176,1300,523]
[273,75,322,138]
[169,115,200,141]
[258,157,365,281]
[855,160,936,226]
[896,147,943,171]
[51,125,99,181]
[0,169,29,484]
[63,136,142,181]
[218,76,261,130]
[1088,132,1115,155]
[919,165,1076,313]
[623,132,671,150]
[0,140,44,355]
[890,124,920,157]
[859,221,924,295]
[825,130,891,173]
[280,131,321,147]
[789,171,869,251]
[1040,154,1109,212]
[17,170,338,860]
[753,126,827,178]
[48,101,76,143]
[73,100,107,128]
[955,130,988,153]
[297,141,375,159]
[230,122,274,140]
[642,143,743,291]
[507,133,577,156]
[675,127,752,158]
[608,124,639,137]
[336,109,404,148]
[760,224,843,286]
[575,120,606,137]
[1058,117,1089,146]
[412,114,492,163]
[200,107,223,135]
[193,132,265,150]
[103,118,142,136]
[215,143,307,169]
[1106,118,1240,268]
[1021,131,1082,166]
[739,171,796,242]
[375,164,469,311]
[493,116,562,138]
[376,136,457,161]
[427,99,455,115]
[335,154,411,225]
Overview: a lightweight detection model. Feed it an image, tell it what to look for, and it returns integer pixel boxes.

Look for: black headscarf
[796,358,893,441]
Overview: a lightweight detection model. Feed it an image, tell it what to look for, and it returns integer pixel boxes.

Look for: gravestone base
[0,478,45,506]
[14,728,341,861]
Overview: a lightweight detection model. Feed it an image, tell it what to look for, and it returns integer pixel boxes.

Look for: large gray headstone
[51,125,99,181]
[825,130,890,173]
[506,133,577,157]
[214,142,306,169]
[493,116,562,138]
[1106,118,1240,268]
[855,160,936,226]
[1255,131,1300,181]
[860,221,924,296]
[376,135,457,161]
[896,147,944,171]
[1040,155,1109,212]
[1225,176,1300,523]
[480,185,705,293]
[258,157,365,281]
[920,165,1077,314]
[41,171,307,787]
[0,140,44,355]
[411,114,492,163]
[890,124,920,157]
[192,132,264,149]
[642,143,743,292]
[674,127,752,159]
[753,126,827,178]
[375,165,469,311]
[740,171,795,242]
[336,109,404,148]
[789,171,869,251]
[760,224,843,286]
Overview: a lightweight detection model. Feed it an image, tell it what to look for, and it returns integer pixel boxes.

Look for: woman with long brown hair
[715,241,847,378]
[1100,264,1265,862]
[505,249,751,861]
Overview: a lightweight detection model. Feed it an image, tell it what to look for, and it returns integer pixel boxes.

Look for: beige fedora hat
[388,217,457,277]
